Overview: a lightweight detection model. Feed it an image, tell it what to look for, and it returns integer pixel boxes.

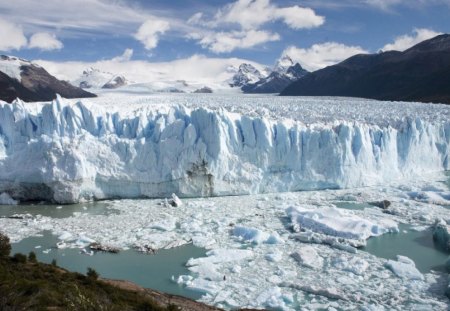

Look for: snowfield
[0,93,449,203]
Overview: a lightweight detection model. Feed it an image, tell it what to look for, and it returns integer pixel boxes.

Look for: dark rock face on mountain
[102,75,127,89]
[243,62,308,94]
[281,34,450,104]
[229,56,309,94]
[230,63,265,87]
[193,86,213,93]
[0,55,96,103]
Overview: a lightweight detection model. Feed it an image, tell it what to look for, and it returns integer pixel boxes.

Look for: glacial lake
[10,229,206,300]
[2,201,207,300]
[363,224,449,273]
[3,189,450,304]
[0,201,119,219]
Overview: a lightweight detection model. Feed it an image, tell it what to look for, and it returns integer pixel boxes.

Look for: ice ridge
[0,96,449,203]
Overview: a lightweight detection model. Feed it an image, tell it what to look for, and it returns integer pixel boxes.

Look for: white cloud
[35,54,265,86]
[282,42,368,71]
[135,19,170,50]
[365,0,450,10]
[198,30,280,53]
[214,0,324,30]
[111,49,134,62]
[188,0,324,53]
[381,28,442,51]
[0,0,151,37]
[274,6,325,29]
[187,12,204,25]
[0,20,27,51]
[365,0,403,10]
[28,32,63,51]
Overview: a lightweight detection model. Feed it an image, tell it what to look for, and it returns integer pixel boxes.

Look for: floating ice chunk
[187,249,254,266]
[176,275,193,284]
[232,226,284,244]
[232,226,269,244]
[287,206,398,240]
[408,191,450,205]
[0,193,17,205]
[283,283,348,301]
[231,265,241,273]
[170,193,183,207]
[183,278,221,295]
[56,206,63,209]
[266,232,285,244]
[191,236,216,248]
[189,262,223,281]
[42,249,51,254]
[291,246,323,270]
[255,287,291,310]
[265,250,283,262]
[149,217,177,231]
[385,255,423,280]
[332,256,369,275]
[56,241,68,249]
[80,249,94,256]
[34,245,41,249]
[78,235,96,244]
[58,231,73,241]
[74,234,96,247]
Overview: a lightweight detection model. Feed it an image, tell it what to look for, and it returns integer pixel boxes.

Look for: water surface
[0,201,118,219]
[363,224,449,273]
[11,231,206,300]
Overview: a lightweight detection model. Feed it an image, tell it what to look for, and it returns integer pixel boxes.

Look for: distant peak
[274,55,295,73]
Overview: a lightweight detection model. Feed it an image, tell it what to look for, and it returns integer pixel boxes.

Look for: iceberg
[385,256,424,280]
[287,205,398,241]
[0,95,449,203]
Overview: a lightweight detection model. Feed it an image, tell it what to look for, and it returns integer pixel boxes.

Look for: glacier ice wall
[0,97,449,203]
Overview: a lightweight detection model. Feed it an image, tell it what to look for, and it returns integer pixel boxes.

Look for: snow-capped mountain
[229,63,267,87]
[102,75,127,89]
[273,55,296,74]
[0,55,96,102]
[240,56,309,93]
[75,67,128,89]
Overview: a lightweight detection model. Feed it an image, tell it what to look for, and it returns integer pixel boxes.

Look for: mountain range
[231,56,309,93]
[1,34,449,104]
[281,34,450,104]
[0,55,95,102]
[76,67,128,89]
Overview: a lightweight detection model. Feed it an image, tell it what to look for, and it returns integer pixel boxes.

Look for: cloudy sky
[0,0,449,72]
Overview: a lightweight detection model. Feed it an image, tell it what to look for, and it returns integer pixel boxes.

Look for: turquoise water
[445,171,450,189]
[333,201,372,210]
[0,201,118,219]
[363,224,449,273]
[11,231,206,300]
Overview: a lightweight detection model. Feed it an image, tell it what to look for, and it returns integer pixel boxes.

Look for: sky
[0,0,449,73]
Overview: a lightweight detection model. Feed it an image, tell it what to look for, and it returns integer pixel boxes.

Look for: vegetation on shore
[0,232,178,311]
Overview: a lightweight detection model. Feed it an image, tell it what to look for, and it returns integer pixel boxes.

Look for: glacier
[0,94,449,203]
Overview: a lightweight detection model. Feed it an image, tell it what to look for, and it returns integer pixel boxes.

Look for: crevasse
[0,96,448,203]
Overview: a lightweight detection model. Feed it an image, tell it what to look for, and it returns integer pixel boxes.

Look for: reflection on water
[363,224,449,273]
[0,201,119,219]
[11,231,206,300]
